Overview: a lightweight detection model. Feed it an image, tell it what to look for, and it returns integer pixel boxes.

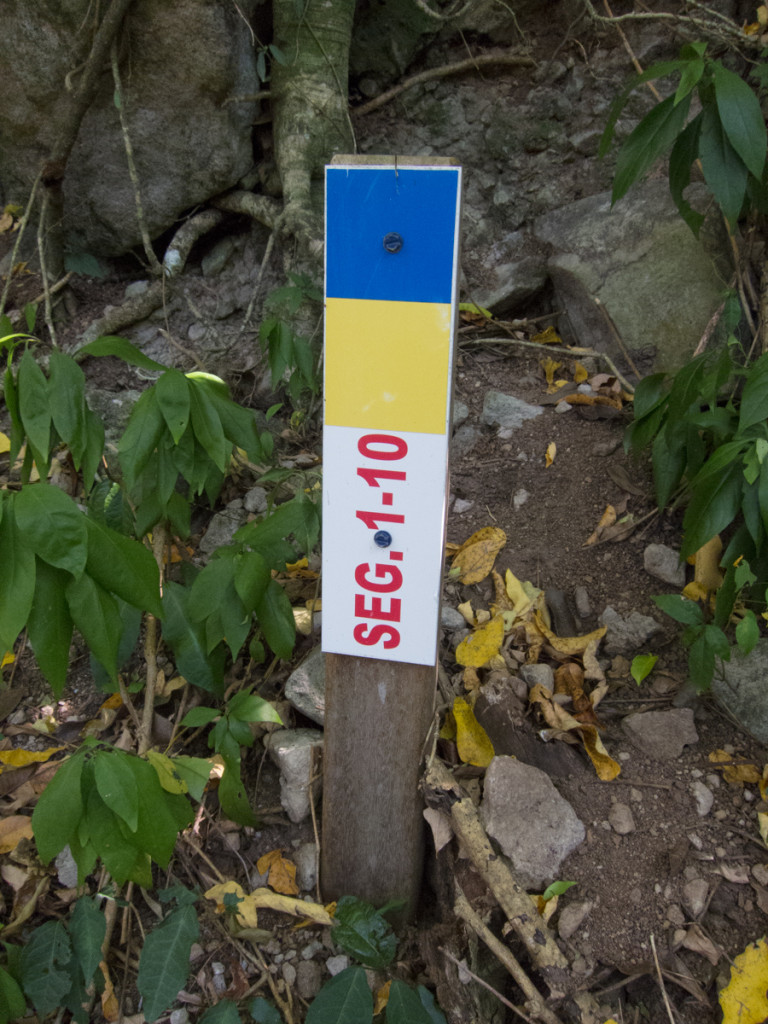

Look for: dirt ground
[2,256,767,1024]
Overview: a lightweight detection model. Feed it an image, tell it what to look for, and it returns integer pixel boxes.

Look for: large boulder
[0,0,260,256]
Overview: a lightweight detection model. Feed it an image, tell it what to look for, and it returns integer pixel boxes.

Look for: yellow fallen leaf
[100,962,119,1022]
[573,361,589,383]
[580,725,621,781]
[708,750,761,784]
[458,600,477,625]
[761,765,768,803]
[0,815,34,854]
[545,442,556,467]
[454,696,495,768]
[529,684,620,780]
[534,612,607,658]
[374,980,392,1016]
[1,651,14,668]
[462,666,481,692]
[532,326,562,345]
[0,431,9,454]
[205,881,260,930]
[451,527,507,585]
[719,937,768,1024]
[257,848,299,896]
[491,570,514,611]
[694,536,723,593]
[682,580,711,603]
[584,505,617,546]
[155,673,186,697]
[504,570,544,622]
[0,746,64,771]
[541,356,562,391]
[249,888,333,926]
[759,811,768,848]
[455,615,504,668]
[286,557,309,572]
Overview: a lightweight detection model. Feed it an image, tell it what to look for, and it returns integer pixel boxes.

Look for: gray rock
[441,606,467,631]
[296,959,323,1000]
[55,846,79,888]
[265,729,323,823]
[712,640,768,744]
[622,708,698,760]
[520,663,554,691]
[281,963,297,988]
[643,544,686,587]
[294,842,319,892]
[202,237,236,277]
[285,648,325,726]
[124,280,150,299]
[682,878,709,919]
[451,423,482,458]
[480,391,543,431]
[481,757,585,890]
[533,181,730,372]
[453,497,474,514]
[574,586,591,619]
[452,401,470,428]
[599,606,662,655]
[691,780,714,817]
[199,503,248,555]
[513,488,530,509]
[326,955,350,977]
[608,802,635,835]
[558,900,593,940]
[244,486,268,513]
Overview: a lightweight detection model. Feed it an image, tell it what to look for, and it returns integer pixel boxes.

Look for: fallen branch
[424,759,602,1024]
[353,51,536,117]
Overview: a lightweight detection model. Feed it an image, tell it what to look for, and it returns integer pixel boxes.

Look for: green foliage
[250,997,283,1023]
[0,963,26,1024]
[259,273,322,407]
[31,741,195,886]
[136,887,200,1023]
[601,42,768,232]
[305,967,373,1024]
[331,895,399,969]
[630,653,658,685]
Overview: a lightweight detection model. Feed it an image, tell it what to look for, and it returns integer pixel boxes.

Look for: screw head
[382,232,403,253]
[374,530,393,548]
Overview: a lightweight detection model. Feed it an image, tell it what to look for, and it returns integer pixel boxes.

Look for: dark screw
[382,232,403,253]
[374,530,393,548]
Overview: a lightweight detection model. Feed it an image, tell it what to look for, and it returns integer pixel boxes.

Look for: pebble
[691,781,714,817]
[574,586,591,618]
[558,900,592,940]
[170,1012,189,1024]
[513,487,530,509]
[282,963,297,987]
[453,498,474,514]
[326,955,350,976]
[666,904,685,927]
[608,803,635,835]
[296,960,322,1000]
[301,940,324,960]
[682,878,709,918]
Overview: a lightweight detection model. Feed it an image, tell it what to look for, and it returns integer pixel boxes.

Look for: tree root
[353,50,536,117]
[423,759,602,1024]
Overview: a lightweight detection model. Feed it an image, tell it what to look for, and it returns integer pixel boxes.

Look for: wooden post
[321,156,462,915]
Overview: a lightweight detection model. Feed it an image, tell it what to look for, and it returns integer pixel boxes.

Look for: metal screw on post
[382,232,403,253]
[374,530,393,548]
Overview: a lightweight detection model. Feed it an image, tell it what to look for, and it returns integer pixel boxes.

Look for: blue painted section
[326,166,460,304]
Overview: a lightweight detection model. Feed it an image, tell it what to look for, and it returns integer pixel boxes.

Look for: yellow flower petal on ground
[451,527,507,585]
[454,696,495,767]
[455,615,504,668]
[719,937,768,1024]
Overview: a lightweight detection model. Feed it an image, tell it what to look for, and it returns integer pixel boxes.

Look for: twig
[602,0,661,100]
[238,229,276,339]
[592,298,642,380]
[139,525,167,756]
[650,933,678,1024]
[308,747,322,905]
[440,945,534,1023]
[36,193,58,347]
[110,39,162,276]
[353,51,536,117]
[0,172,41,319]
[454,887,564,1024]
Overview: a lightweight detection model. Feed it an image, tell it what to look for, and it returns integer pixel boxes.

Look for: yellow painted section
[325,298,452,434]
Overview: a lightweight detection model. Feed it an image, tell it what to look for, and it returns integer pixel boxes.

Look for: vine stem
[138,524,167,755]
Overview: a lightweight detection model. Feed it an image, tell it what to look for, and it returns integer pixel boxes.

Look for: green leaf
[386,979,434,1024]
[612,93,691,204]
[217,755,259,827]
[0,502,36,651]
[652,428,686,509]
[200,1001,241,1024]
[170,755,213,802]
[48,350,87,461]
[4,365,24,465]
[66,573,122,680]
[736,609,760,655]
[738,352,768,433]
[332,895,397,969]
[94,750,139,831]
[713,63,767,180]
[161,582,225,695]
[90,598,142,693]
[305,967,373,1024]
[599,58,688,157]
[83,515,163,618]
[181,706,220,727]
[28,559,74,697]
[669,113,705,234]
[20,920,72,1015]
[0,966,26,1024]
[189,380,229,470]
[681,458,743,558]
[674,55,705,104]
[234,549,270,612]
[156,369,191,444]
[32,751,84,863]
[630,653,658,685]
[254,579,296,660]
[64,251,110,279]
[541,879,578,901]
[250,996,282,1024]
[123,754,193,867]
[118,387,166,491]
[416,988,447,1024]
[77,335,168,372]
[652,594,704,626]
[82,406,106,491]
[137,904,200,1022]
[688,632,716,690]
[15,483,88,576]
[18,346,51,468]
[699,101,748,228]
[228,689,282,725]
[69,896,107,986]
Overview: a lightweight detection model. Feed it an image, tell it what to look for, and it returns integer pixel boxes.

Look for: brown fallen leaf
[681,923,721,965]
[0,816,33,854]
[257,849,300,896]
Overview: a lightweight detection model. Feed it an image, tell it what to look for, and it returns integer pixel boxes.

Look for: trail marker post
[321,156,462,913]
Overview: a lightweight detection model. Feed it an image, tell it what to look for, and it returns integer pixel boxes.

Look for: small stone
[520,663,554,690]
[753,863,768,886]
[682,878,709,919]
[170,1011,189,1024]
[125,279,150,298]
[554,400,572,414]
[285,648,326,725]
[265,729,323,823]
[715,809,728,820]
[558,900,592,940]
[282,963,297,987]
[187,322,207,342]
[513,488,530,509]
[691,780,714,817]
[244,486,268,513]
[622,708,698,760]
[608,803,635,835]
[296,960,322,1000]
[55,846,79,888]
[666,904,685,927]
[452,401,469,428]
[643,544,686,587]
[673,928,687,947]
[202,236,236,276]
[453,497,474,514]
[600,606,662,655]
[326,955,350,977]
[301,940,324,961]
[480,391,543,431]
[574,586,591,618]
[441,606,467,630]
[199,503,248,555]
[630,788,643,803]
[294,842,318,892]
